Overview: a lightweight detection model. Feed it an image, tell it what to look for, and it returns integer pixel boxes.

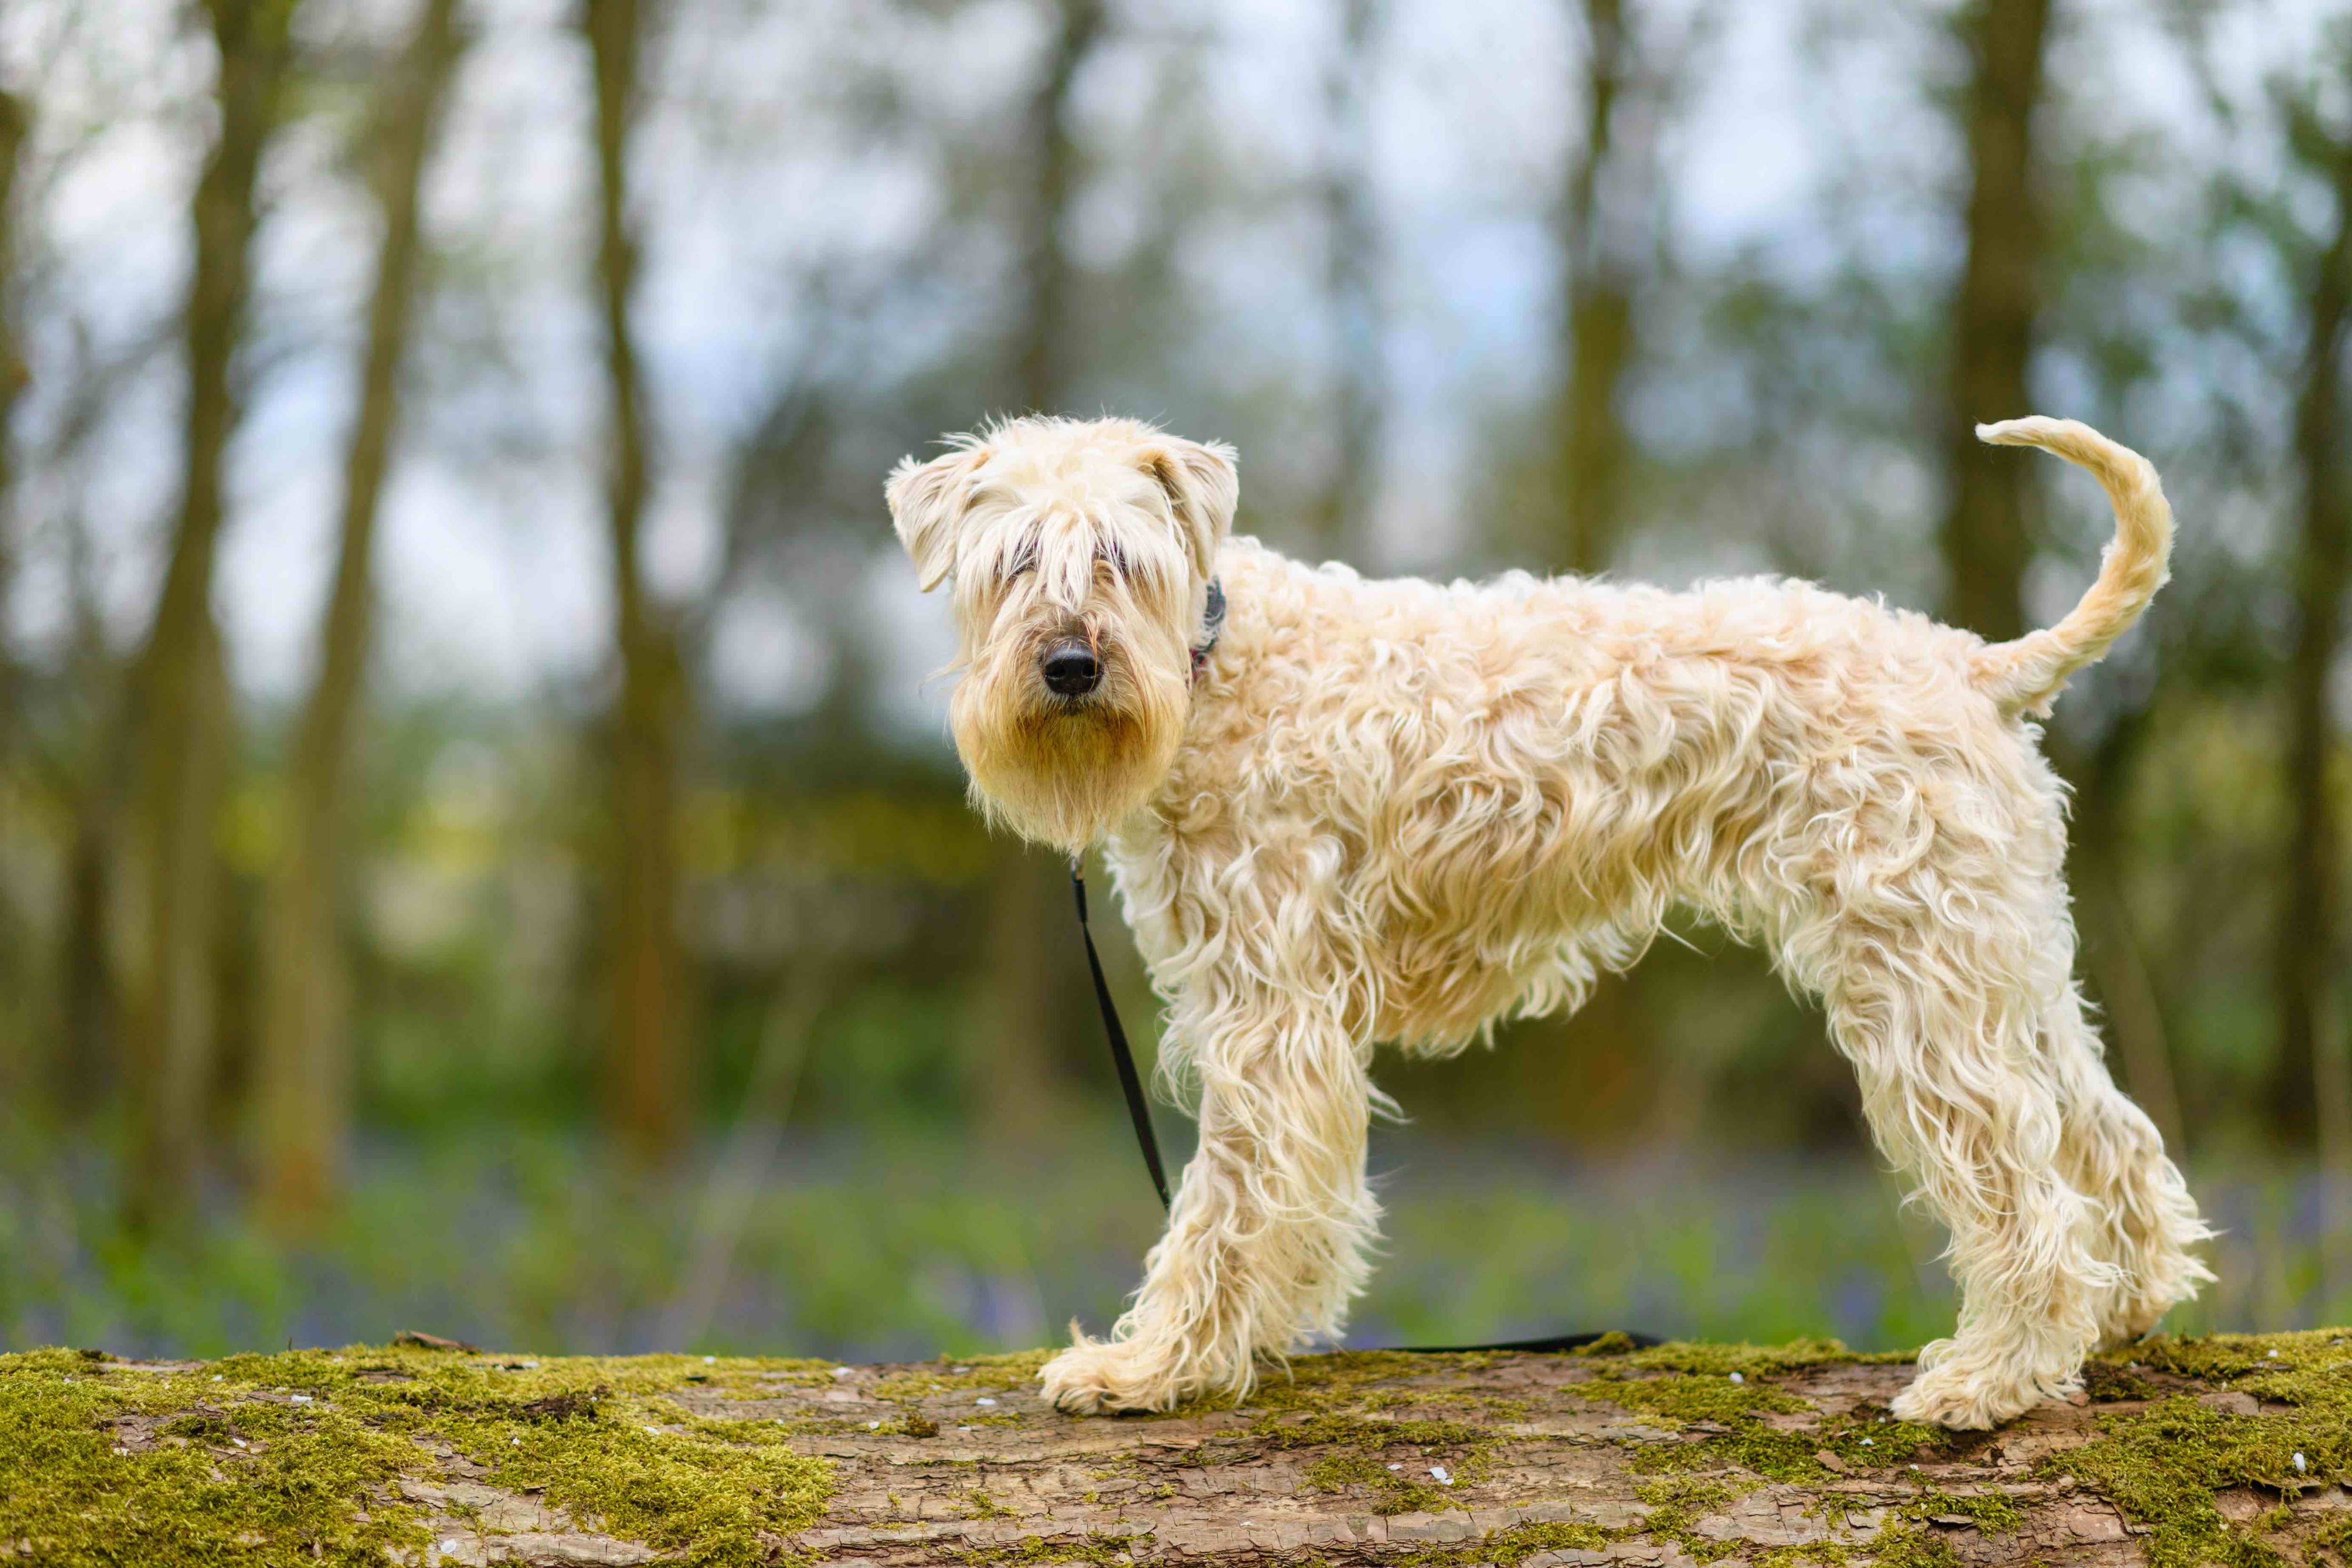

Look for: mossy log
[5,1331,2351,1566]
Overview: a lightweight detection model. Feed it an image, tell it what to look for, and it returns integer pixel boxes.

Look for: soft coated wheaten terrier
[885,412,2211,1430]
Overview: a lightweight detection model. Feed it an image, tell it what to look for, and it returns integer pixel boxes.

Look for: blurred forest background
[0,0,2349,1362]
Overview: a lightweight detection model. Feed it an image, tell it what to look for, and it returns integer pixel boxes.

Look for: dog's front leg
[1041,988,1376,1413]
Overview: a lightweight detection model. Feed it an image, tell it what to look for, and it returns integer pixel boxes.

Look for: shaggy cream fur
[885,413,2212,1431]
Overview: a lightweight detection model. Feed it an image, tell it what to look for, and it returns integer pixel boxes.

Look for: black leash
[1074,867,1171,1210]
[1070,864,1655,1355]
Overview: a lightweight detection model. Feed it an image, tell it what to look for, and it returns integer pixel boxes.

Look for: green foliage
[10,1133,2348,1378]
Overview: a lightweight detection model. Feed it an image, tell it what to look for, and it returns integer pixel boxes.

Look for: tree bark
[2276,114,2352,1284]
[1313,0,1383,564]
[1939,0,2051,645]
[254,0,465,1231]
[122,0,300,1231]
[585,0,694,1171]
[17,1337,2352,1566]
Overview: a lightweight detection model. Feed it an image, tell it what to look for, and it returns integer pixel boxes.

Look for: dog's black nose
[1041,643,1102,697]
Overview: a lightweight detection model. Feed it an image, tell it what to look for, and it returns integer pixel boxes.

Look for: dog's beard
[950,625,1189,855]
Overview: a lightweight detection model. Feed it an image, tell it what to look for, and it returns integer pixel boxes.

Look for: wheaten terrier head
[886,415,1238,853]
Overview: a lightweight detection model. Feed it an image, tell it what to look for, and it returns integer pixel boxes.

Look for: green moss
[1385,1480,1751,1568]
[1744,1521,1976,1568]
[1629,1475,1752,1563]
[1753,1542,1858,1568]
[1399,1520,1613,1566]
[1272,1410,1490,1514]
[1362,1384,1531,1424]
[1399,1482,1979,1568]
[1571,1366,1814,1425]
[1552,1338,1945,1490]
[1891,1484,2022,1535]
[2122,1330,2338,1386]
[0,1349,429,1566]
[1855,1522,1965,1568]
[1617,1338,1883,1378]
[943,1535,1146,1567]
[871,1350,1052,1402]
[2078,1360,2161,1402]
[1562,1364,1942,1484]
[1246,1342,1942,1533]
[2044,1329,2352,1568]
[1655,1411,1944,1484]
[1224,1351,1515,1514]
[0,1344,835,1568]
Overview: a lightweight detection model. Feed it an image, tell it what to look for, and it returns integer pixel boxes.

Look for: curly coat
[885,413,2210,1430]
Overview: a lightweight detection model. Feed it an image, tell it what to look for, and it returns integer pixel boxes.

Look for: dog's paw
[1039,1337,1185,1415]
[1890,1344,2064,1430]
[2092,1297,2168,1352]
[2092,1257,2213,1350]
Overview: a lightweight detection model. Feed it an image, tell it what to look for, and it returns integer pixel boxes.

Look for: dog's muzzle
[1041,640,1103,697]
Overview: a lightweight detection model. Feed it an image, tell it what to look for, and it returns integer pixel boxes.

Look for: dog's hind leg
[1039,979,1377,1414]
[1803,897,2117,1430]
[2042,985,2214,1346]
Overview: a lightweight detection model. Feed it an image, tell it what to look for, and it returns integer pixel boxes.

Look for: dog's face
[887,415,1238,853]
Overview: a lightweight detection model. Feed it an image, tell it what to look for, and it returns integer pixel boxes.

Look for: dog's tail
[1967,416,2172,717]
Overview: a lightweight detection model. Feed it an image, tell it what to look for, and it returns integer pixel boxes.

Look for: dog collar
[1189,578,1226,685]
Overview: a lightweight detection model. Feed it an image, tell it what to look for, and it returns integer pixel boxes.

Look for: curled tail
[1968,416,2173,717]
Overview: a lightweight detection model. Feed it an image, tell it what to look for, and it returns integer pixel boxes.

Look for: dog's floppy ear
[885,444,986,591]
[1141,437,1238,578]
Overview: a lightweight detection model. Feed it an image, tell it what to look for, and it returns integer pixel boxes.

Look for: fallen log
[3,1331,2348,1565]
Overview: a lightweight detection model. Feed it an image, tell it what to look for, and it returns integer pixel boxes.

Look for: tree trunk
[0,87,31,1106]
[971,0,1110,1140]
[254,0,465,1231]
[13,1335,2352,1566]
[1313,0,1383,564]
[0,85,28,737]
[1550,0,1639,578]
[55,534,135,1120]
[586,0,693,1171]
[122,0,299,1231]
[2062,720,2186,1158]
[1939,0,2051,645]
[972,847,1087,1138]
[1012,0,1101,418]
[2277,120,2352,1287]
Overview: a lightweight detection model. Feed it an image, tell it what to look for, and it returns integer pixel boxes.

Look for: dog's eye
[1095,544,1129,578]
[1006,544,1038,579]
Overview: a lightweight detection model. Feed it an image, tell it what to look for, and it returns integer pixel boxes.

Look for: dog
[885,412,2211,1430]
